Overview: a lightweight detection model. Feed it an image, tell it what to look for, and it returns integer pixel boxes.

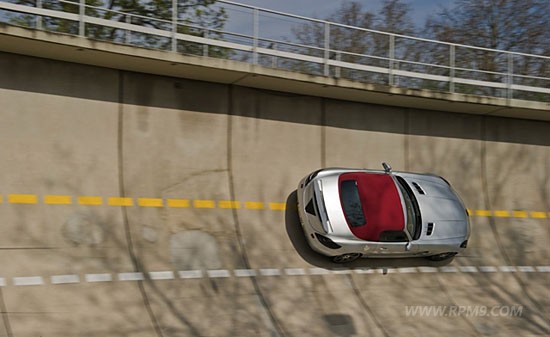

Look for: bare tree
[373,0,418,86]
[289,0,415,83]
[424,0,550,99]
[7,0,228,56]
[375,0,415,35]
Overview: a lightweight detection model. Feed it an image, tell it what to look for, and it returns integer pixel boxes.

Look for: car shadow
[285,190,454,270]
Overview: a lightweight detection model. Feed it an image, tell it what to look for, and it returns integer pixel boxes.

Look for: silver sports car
[297,163,470,263]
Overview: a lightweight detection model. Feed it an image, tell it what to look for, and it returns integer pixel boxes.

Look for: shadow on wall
[2,52,550,146]
[284,190,455,270]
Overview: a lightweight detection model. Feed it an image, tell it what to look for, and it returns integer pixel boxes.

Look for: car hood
[398,173,469,240]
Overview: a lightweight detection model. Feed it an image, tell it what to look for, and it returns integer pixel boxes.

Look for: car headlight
[304,169,322,186]
[315,233,341,249]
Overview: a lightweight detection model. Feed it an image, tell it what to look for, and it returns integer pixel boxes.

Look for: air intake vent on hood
[427,223,434,236]
[412,182,425,195]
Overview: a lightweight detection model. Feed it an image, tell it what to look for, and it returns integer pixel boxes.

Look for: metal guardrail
[0,0,549,102]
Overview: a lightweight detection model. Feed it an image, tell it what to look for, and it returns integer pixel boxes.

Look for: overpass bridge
[0,1,549,336]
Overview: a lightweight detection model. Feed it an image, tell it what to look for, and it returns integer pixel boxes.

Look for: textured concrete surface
[0,52,548,336]
[1,25,549,121]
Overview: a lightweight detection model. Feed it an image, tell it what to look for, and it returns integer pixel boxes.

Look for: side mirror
[382,162,392,174]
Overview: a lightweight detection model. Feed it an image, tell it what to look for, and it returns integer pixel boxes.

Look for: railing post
[172,0,177,52]
[335,52,341,78]
[252,8,259,64]
[203,29,209,57]
[36,0,42,30]
[271,43,277,68]
[449,44,455,93]
[389,34,395,86]
[79,0,85,36]
[324,22,330,76]
[507,53,513,100]
[125,13,131,44]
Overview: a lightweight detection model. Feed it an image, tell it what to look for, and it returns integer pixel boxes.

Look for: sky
[217,0,457,41]
[230,0,456,27]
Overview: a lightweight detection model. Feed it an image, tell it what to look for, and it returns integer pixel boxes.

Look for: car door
[375,242,412,256]
[373,230,416,257]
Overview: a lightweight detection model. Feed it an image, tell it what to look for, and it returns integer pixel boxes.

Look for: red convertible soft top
[338,172,405,241]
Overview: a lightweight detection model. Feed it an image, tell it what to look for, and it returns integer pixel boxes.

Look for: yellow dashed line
[219,200,241,209]
[8,194,38,204]
[475,209,492,217]
[138,198,163,207]
[512,210,528,218]
[193,200,215,209]
[2,194,548,220]
[530,211,547,219]
[44,195,72,205]
[78,196,103,205]
[269,202,286,211]
[167,199,190,208]
[108,197,133,207]
[493,210,510,217]
[245,201,264,210]
[470,209,545,219]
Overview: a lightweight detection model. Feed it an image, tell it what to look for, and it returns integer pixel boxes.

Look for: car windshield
[339,180,366,227]
[395,176,422,239]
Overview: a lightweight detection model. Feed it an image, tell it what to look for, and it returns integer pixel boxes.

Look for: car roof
[338,172,405,241]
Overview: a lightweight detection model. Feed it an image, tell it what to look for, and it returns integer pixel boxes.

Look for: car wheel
[332,253,361,264]
[426,252,457,261]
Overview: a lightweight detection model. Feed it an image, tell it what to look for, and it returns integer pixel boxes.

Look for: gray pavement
[0,51,548,336]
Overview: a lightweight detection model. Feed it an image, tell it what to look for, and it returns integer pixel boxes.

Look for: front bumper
[297,176,349,257]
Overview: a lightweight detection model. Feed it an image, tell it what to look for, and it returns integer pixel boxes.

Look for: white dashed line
[309,268,330,275]
[178,270,203,279]
[499,266,517,272]
[459,266,478,273]
[234,269,257,277]
[439,266,458,273]
[118,272,144,281]
[517,266,535,272]
[354,268,376,274]
[51,274,80,284]
[260,268,281,276]
[85,273,112,283]
[418,267,438,273]
[13,276,44,286]
[285,268,306,276]
[149,271,175,280]
[2,265,548,287]
[478,266,498,273]
[207,270,231,278]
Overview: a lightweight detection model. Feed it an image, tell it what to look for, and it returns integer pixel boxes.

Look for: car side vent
[412,182,425,195]
[427,223,434,236]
